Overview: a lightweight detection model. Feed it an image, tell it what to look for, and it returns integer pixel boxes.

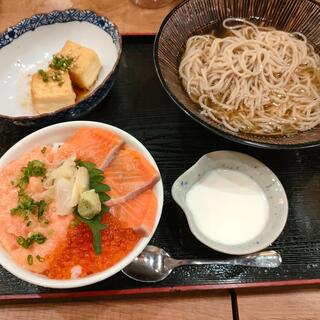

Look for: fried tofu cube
[31,70,76,114]
[59,40,102,90]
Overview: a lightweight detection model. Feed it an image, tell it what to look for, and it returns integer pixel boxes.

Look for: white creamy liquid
[186,169,269,245]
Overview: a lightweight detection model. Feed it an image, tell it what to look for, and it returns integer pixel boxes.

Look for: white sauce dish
[172,151,288,255]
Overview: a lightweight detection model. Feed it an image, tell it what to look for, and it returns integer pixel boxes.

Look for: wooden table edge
[0,278,319,302]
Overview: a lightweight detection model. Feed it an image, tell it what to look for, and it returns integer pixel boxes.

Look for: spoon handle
[169,250,282,268]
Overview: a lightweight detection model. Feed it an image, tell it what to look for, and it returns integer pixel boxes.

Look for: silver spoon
[122,245,282,283]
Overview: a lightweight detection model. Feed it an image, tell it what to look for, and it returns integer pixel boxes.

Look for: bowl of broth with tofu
[0,9,121,126]
[172,151,288,255]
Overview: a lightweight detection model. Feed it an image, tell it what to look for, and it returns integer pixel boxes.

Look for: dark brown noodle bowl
[154,0,320,149]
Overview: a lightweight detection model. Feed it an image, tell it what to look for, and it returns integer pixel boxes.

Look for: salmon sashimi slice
[110,190,157,236]
[104,147,160,206]
[55,128,124,169]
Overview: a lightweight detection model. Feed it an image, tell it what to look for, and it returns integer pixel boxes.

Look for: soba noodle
[179,18,320,135]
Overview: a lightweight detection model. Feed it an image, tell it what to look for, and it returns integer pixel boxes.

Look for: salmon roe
[44,214,141,279]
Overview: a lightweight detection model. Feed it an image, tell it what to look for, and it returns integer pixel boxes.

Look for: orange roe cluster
[44,214,141,279]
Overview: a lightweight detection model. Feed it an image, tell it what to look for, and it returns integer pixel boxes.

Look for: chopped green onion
[51,70,63,82]
[16,160,47,189]
[36,255,44,262]
[16,232,46,249]
[11,193,48,221]
[17,236,26,247]
[41,146,47,154]
[27,255,33,265]
[49,55,74,71]
[38,69,49,82]
[32,232,47,244]
[11,160,48,221]
[36,200,47,221]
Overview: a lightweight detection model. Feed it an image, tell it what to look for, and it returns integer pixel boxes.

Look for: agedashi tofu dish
[0,127,160,279]
[31,41,102,114]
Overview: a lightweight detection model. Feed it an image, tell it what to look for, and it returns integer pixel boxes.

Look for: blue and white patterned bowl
[0,9,121,126]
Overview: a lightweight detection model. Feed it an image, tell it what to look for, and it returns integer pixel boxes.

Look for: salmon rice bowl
[0,121,163,287]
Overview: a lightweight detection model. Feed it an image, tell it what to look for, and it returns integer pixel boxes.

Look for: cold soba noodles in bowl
[179,18,320,136]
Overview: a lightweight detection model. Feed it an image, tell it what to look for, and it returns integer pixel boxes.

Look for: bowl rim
[0,121,164,288]
[171,150,289,255]
[0,8,122,122]
[153,0,320,149]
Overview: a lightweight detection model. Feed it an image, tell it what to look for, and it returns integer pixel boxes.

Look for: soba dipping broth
[186,169,269,246]
[179,18,320,136]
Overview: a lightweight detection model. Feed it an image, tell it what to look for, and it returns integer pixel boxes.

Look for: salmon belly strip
[104,147,160,207]
[110,190,157,236]
[56,128,124,169]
